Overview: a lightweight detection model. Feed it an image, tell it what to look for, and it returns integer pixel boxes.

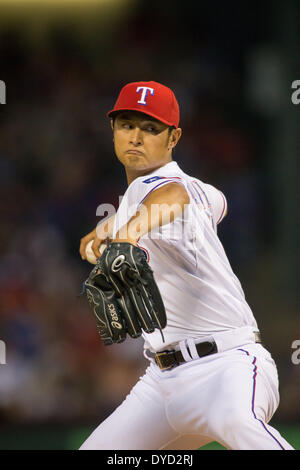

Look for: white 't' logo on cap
[136,86,155,105]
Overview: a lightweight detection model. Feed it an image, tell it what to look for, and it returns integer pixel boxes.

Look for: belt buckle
[155,350,176,370]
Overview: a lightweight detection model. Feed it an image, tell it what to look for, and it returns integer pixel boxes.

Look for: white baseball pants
[79,342,294,450]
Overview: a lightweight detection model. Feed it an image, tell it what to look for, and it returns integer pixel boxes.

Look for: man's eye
[145,126,156,132]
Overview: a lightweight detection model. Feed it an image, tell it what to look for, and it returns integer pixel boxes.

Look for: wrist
[111,238,138,246]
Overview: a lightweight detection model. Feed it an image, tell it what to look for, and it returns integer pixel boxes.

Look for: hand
[80,214,116,261]
[80,228,107,260]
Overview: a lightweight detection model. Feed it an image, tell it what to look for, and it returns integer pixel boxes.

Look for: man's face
[112,111,174,171]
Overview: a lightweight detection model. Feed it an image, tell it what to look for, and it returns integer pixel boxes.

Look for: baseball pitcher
[78,81,294,450]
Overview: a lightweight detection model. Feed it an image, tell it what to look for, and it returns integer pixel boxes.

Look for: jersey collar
[137,161,179,180]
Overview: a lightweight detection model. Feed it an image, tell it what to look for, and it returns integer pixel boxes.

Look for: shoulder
[201,182,228,224]
[139,180,190,209]
[135,162,189,206]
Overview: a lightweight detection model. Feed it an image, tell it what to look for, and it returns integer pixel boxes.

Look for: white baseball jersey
[112,161,258,353]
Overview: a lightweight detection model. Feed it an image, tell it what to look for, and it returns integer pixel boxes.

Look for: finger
[139,282,166,330]
[80,231,95,259]
[92,237,102,258]
[80,238,88,259]
[117,292,142,339]
[128,286,154,333]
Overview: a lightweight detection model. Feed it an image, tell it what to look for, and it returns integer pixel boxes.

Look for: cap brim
[106,107,176,127]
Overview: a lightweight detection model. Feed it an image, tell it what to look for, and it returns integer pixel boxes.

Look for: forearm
[96,213,116,240]
[114,183,190,244]
[115,203,182,242]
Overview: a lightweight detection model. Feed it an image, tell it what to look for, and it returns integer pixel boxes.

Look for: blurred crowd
[0,2,299,426]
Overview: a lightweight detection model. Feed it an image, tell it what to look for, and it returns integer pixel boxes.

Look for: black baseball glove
[83,242,167,345]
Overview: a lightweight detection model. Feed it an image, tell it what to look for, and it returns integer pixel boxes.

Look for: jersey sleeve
[202,183,228,226]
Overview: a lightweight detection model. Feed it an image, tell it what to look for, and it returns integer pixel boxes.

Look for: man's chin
[124,155,147,168]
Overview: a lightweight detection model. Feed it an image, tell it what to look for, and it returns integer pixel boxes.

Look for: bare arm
[113,183,190,245]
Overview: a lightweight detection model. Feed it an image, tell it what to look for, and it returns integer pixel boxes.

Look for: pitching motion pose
[79,81,294,450]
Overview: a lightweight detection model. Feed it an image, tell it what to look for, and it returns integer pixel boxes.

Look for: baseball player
[79,81,294,450]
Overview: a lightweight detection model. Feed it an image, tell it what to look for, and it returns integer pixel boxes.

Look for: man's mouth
[126,150,144,155]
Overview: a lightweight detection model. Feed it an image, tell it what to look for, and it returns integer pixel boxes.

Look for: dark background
[0,0,299,449]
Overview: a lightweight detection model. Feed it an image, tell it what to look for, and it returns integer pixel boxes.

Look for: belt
[155,331,262,371]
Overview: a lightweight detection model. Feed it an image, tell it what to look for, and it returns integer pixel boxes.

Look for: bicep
[141,182,190,212]
[131,182,190,234]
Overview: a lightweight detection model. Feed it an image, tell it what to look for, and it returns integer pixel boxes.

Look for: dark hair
[111,116,176,135]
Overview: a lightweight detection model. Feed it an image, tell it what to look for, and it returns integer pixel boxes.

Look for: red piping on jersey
[191,180,204,205]
[137,241,150,262]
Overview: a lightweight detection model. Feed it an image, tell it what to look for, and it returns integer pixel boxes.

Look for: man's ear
[169,128,182,150]
[110,119,114,131]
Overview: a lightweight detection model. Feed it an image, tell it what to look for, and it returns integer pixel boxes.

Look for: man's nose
[129,127,143,146]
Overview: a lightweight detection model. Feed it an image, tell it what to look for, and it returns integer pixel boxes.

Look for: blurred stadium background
[0,0,299,450]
